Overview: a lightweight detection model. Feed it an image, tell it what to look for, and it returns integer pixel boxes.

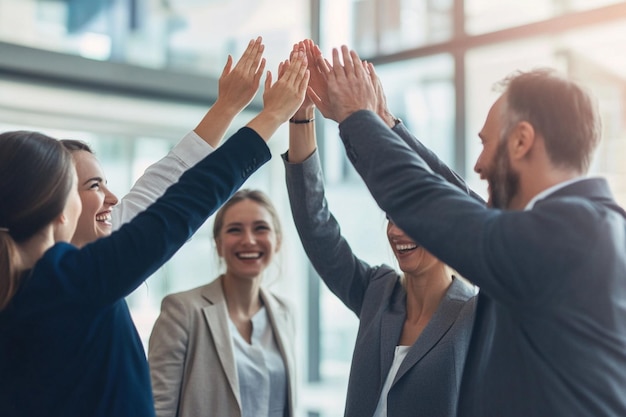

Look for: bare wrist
[212,98,244,117]
[292,106,315,121]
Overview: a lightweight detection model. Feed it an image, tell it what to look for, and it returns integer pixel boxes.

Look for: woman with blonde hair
[149,188,296,417]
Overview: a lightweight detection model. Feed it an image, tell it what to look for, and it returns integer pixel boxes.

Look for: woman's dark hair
[60,139,94,154]
[0,131,75,310]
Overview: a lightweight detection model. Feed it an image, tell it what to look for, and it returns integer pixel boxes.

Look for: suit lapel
[260,289,295,411]
[201,279,241,409]
[393,278,469,384]
[380,285,406,390]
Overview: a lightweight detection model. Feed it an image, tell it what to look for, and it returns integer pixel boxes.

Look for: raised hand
[246,50,310,141]
[309,45,377,123]
[193,37,266,147]
[290,42,316,116]
[302,39,331,115]
[366,61,397,128]
[215,36,266,113]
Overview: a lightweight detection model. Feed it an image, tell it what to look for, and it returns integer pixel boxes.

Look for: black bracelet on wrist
[289,117,315,124]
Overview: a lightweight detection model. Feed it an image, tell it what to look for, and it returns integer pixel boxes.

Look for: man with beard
[307,44,626,416]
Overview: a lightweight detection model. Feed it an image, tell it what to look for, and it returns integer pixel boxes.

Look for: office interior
[1,1,625,415]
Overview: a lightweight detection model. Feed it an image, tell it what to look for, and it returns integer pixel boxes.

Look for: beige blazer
[148,277,296,417]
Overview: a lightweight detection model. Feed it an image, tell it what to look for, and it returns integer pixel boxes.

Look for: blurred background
[1,1,625,415]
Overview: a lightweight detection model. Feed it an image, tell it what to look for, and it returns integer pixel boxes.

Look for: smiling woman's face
[386,219,441,278]
[70,150,119,248]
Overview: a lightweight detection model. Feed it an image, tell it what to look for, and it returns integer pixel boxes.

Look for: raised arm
[283,42,378,315]
[112,37,268,228]
[66,50,310,305]
[366,62,484,203]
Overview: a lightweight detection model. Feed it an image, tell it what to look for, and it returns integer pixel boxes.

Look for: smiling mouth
[395,243,418,254]
[95,212,112,225]
[236,252,262,260]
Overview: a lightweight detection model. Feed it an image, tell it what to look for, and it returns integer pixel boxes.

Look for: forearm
[79,128,270,304]
[246,110,285,142]
[193,99,242,148]
[112,132,214,229]
[392,122,485,203]
[283,150,371,314]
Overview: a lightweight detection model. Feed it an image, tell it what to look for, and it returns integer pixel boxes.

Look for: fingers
[264,70,272,91]
[254,58,266,84]
[341,45,355,75]
[277,60,285,78]
[235,36,264,76]
[331,48,344,78]
[282,50,307,83]
[220,55,233,78]
[366,61,377,85]
[350,49,368,79]
[308,86,326,113]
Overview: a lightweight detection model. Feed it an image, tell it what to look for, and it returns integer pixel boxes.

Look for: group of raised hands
[213,36,394,141]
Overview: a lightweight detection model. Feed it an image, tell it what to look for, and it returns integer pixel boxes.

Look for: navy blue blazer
[0,128,270,417]
[338,110,626,417]
[284,149,476,417]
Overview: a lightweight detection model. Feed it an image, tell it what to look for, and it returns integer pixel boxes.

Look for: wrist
[381,110,397,128]
[289,116,315,124]
[212,98,244,118]
[292,106,315,121]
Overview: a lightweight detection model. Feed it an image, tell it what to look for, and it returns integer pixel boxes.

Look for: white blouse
[229,306,287,417]
[372,345,411,417]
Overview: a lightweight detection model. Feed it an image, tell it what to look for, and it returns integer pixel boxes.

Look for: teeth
[96,213,111,222]
[237,252,261,259]
[396,243,417,251]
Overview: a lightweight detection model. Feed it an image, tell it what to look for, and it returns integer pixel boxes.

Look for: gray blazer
[283,150,476,417]
[148,278,296,417]
[338,110,626,417]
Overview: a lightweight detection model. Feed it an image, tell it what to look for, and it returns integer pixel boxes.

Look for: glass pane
[466,0,625,35]
[376,54,456,168]
[0,0,310,77]
[465,20,626,205]
[568,0,625,12]
[465,0,553,34]
[321,0,453,56]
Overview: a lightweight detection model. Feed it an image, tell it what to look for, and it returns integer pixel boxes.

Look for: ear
[508,121,536,161]
[51,212,69,242]
[215,238,223,257]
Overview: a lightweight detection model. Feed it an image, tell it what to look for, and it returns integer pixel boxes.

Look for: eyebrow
[82,176,103,186]
[225,221,270,227]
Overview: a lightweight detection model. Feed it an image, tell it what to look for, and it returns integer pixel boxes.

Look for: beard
[488,140,520,209]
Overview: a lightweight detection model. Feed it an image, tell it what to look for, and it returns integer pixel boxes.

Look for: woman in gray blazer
[148,189,297,417]
[281,41,476,417]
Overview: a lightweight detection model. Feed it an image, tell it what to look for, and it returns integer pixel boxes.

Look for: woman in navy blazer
[0,50,309,417]
[281,41,476,417]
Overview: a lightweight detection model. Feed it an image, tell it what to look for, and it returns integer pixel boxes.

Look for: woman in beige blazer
[148,189,296,417]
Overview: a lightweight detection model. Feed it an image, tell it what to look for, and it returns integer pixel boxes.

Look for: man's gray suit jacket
[338,110,626,417]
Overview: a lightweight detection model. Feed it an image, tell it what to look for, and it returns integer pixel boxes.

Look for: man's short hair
[498,68,601,173]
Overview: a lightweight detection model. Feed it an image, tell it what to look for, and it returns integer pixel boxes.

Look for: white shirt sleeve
[111,131,214,230]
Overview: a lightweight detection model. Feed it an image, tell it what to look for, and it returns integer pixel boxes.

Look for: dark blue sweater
[0,128,270,417]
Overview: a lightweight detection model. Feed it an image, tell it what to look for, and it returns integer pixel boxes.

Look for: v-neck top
[228,307,287,417]
[372,345,411,417]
